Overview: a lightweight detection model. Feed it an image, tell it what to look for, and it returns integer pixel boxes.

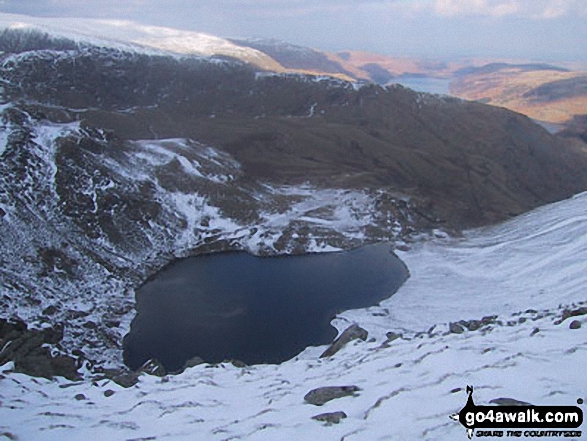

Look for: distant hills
[1,12,585,134]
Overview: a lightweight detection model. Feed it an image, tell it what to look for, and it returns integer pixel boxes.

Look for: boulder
[112,371,140,388]
[304,386,360,406]
[449,322,465,334]
[489,398,533,406]
[320,324,368,358]
[312,411,347,425]
[569,320,582,330]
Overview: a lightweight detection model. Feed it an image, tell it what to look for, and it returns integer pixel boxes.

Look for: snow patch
[1,192,586,440]
[0,12,278,65]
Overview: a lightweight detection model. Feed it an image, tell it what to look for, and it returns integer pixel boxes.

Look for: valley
[0,11,586,441]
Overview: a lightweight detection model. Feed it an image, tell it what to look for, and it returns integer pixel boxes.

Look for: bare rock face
[320,324,368,358]
[304,386,360,406]
[0,318,81,380]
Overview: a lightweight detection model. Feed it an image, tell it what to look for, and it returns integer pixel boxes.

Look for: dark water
[123,244,408,371]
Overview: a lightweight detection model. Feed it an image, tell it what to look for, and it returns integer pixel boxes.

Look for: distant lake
[533,119,564,134]
[393,77,452,95]
[123,244,408,371]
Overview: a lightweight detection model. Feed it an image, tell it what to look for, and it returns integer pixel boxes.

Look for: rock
[564,307,587,320]
[183,356,205,370]
[481,315,498,325]
[531,328,540,336]
[42,305,58,316]
[230,359,247,368]
[385,331,402,342]
[0,318,80,380]
[464,320,482,331]
[304,386,360,406]
[312,411,347,425]
[449,322,465,334]
[569,320,582,330]
[378,331,402,349]
[74,393,86,401]
[489,398,533,406]
[112,371,140,388]
[555,307,587,325]
[320,324,368,358]
[42,326,64,344]
[104,389,115,397]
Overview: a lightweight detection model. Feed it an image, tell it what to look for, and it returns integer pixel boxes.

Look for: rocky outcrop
[0,318,81,380]
[554,307,587,325]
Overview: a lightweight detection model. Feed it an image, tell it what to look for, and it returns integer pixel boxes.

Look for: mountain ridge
[1,21,587,370]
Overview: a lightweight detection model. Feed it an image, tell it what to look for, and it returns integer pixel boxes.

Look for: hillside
[2,187,586,440]
[450,63,587,127]
[1,18,587,371]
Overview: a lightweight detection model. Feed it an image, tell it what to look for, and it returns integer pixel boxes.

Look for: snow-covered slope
[0,12,284,70]
[1,192,585,440]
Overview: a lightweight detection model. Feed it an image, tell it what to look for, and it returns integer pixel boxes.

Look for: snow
[0,12,279,66]
[242,185,378,253]
[1,191,586,440]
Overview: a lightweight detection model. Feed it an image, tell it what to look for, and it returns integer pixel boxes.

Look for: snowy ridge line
[0,12,283,68]
[0,183,586,440]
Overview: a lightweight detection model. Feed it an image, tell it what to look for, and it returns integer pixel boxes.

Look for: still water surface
[393,77,452,95]
[124,244,408,371]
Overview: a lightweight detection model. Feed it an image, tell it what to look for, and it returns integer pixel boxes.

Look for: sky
[0,0,585,62]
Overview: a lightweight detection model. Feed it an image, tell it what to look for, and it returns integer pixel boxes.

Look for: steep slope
[1,191,585,440]
[3,30,585,227]
[1,24,587,370]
